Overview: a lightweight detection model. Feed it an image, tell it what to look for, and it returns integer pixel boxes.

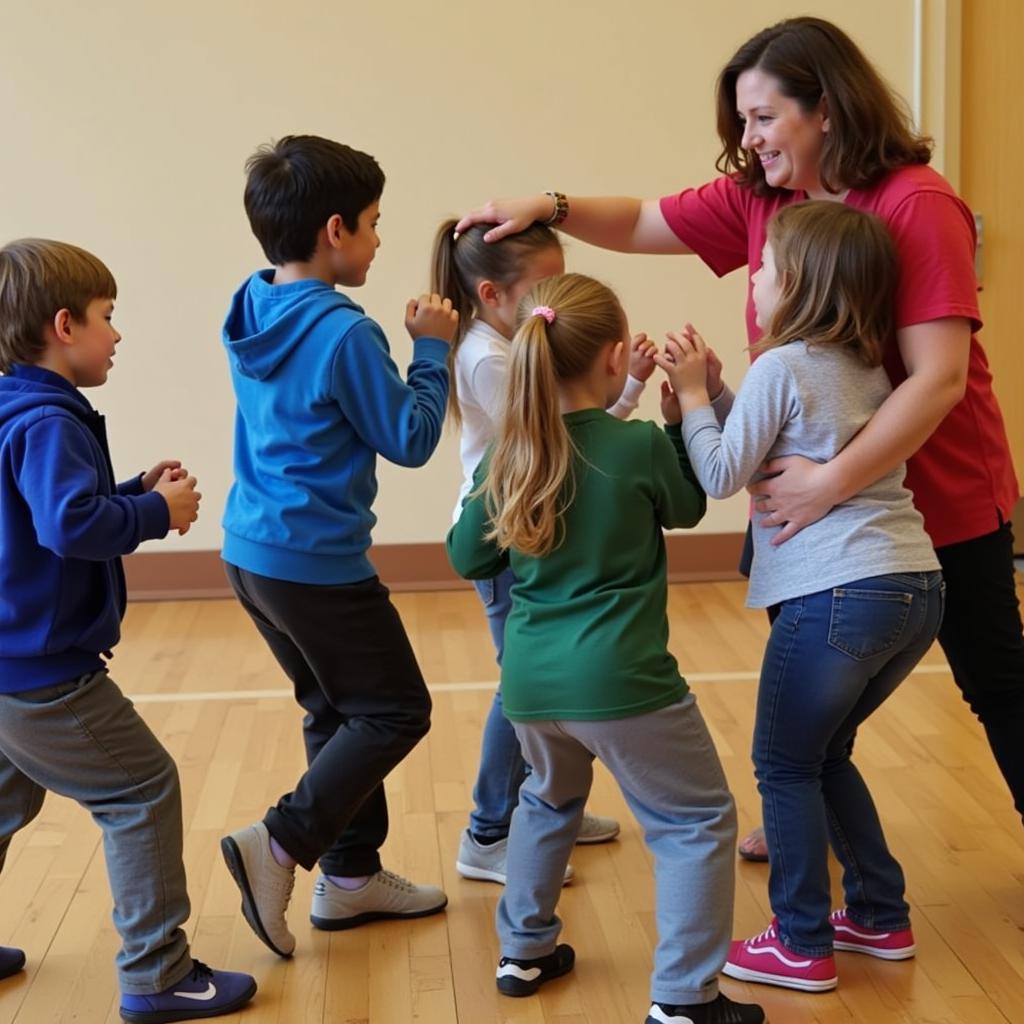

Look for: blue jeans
[755,571,944,957]
[468,568,528,840]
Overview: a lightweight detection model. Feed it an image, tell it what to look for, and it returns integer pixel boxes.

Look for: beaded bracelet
[543,190,569,226]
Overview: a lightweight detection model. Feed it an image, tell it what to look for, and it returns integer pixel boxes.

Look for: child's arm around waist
[446,457,510,580]
[17,415,170,559]
[331,298,456,468]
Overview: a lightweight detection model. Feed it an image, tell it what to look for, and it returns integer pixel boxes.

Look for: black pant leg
[935,524,1024,822]
[226,565,432,872]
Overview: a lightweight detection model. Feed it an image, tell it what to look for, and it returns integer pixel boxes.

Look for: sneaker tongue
[189,960,213,980]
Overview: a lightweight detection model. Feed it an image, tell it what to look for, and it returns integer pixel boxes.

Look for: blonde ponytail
[482,273,625,557]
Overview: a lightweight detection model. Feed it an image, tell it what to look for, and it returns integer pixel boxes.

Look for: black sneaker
[645,992,766,1023]
[496,943,575,996]
[0,946,25,981]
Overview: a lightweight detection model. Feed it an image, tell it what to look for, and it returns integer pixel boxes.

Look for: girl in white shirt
[432,218,654,884]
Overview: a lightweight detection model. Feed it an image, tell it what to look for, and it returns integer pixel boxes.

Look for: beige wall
[0,2,921,551]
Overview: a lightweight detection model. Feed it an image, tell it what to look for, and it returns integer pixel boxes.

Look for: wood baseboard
[123,533,746,601]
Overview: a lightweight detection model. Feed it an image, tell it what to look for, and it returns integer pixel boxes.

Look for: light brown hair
[0,239,117,374]
[715,16,932,196]
[482,273,625,557]
[430,219,563,424]
[753,201,896,367]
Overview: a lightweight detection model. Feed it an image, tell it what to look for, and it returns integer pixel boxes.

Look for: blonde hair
[482,273,625,557]
[0,239,117,374]
[752,201,897,367]
[429,219,562,424]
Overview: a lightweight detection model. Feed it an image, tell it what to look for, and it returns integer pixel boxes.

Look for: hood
[223,269,364,381]
[0,365,92,430]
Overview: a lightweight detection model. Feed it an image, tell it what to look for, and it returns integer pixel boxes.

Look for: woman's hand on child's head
[142,460,185,493]
[154,469,201,536]
[627,332,659,382]
[453,196,554,243]
[405,293,459,344]
[660,381,682,425]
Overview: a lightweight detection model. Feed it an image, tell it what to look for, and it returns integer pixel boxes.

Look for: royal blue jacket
[0,366,169,692]
[221,271,449,584]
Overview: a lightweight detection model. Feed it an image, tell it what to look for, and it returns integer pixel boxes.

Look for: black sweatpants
[226,564,432,875]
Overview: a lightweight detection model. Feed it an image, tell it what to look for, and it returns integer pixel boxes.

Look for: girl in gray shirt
[657,201,943,994]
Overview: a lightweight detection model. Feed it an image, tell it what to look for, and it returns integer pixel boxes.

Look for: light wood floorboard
[0,581,1021,1024]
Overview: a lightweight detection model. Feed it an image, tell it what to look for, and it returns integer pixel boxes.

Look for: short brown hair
[244,135,385,265]
[715,17,932,196]
[0,239,117,373]
[753,201,897,367]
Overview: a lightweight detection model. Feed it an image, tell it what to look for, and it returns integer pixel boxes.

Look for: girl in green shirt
[447,273,762,1024]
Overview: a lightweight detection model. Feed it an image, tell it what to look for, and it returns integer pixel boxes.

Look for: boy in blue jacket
[0,238,256,1022]
[219,135,457,958]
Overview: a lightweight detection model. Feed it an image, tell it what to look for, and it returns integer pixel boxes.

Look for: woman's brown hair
[753,201,897,367]
[715,16,932,196]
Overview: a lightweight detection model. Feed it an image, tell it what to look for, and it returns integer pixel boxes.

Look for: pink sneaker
[830,909,916,960]
[722,920,837,992]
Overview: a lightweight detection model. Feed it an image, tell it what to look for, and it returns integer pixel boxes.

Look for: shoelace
[184,960,214,985]
[749,922,778,945]
[378,869,416,891]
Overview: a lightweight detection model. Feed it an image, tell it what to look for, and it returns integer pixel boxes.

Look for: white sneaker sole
[455,861,575,886]
[310,896,447,931]
[834,939,915,960]
[722,961,837,992]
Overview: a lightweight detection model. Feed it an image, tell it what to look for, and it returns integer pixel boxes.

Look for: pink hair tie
[531,305,556,324]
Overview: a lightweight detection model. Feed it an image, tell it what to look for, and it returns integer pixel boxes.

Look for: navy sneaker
[0,946,26,980]
[645,993,766,1023]
[120,960,256,1023]
[496,943,575,996]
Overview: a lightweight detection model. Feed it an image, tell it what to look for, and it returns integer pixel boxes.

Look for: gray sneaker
[221,821,296,957]
[310,870,447,930]
[576,812,621,845]
[456,830,575,886]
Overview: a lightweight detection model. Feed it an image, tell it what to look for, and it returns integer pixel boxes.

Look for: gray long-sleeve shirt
[682,341,939,607]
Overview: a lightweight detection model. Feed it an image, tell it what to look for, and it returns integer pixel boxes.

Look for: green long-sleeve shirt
[447,409,706,721]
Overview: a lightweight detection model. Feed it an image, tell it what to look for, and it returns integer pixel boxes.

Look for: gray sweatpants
[0,671,192,994]
[497,693,737,1006]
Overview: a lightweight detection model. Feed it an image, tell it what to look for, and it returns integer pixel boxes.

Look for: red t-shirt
[660,165,1019,549]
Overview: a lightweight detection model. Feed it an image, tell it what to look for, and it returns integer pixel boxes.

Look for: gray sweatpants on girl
[497,693,737,1007]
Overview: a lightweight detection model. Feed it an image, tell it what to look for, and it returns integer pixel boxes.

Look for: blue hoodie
[0,365,170,693]
[221,271,449,584]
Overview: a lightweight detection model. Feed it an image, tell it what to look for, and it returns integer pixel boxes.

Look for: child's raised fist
[405,293,459,344]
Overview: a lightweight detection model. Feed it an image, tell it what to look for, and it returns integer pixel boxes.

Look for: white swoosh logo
[496,964,541,981]
[648,1005,695,1024]
[172,983,217,1001]
[836,923,891,940]
[746,945,814,968]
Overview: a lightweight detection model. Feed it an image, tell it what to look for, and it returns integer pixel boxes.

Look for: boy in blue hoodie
[219,135,457,958]
[0,238,256,1022]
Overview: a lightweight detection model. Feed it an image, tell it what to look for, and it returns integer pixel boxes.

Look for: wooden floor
[1,580,1022,1024]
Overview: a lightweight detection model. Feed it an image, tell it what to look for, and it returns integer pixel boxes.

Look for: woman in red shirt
[456,17,1023,849]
